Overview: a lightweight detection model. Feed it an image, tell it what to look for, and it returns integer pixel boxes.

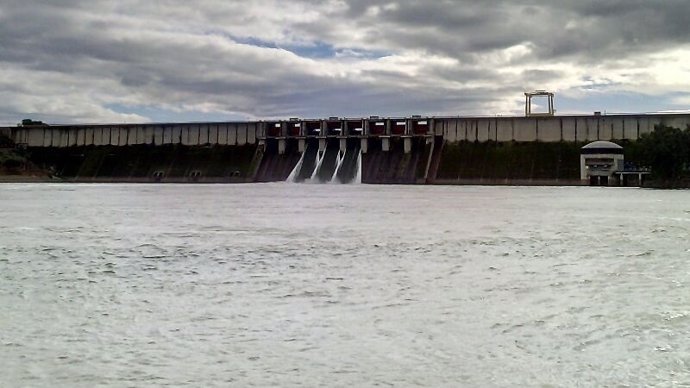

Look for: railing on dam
[5,113,690,147]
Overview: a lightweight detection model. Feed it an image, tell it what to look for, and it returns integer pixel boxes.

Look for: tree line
[628,125,690,185]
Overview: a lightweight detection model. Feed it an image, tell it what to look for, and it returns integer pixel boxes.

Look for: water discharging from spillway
[286,151,306,182]
[330,149,347,183]
[310,150,326,180]
[353,151,362,184]
[286,141,362,184]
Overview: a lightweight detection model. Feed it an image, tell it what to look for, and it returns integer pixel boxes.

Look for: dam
[3,112,690,184]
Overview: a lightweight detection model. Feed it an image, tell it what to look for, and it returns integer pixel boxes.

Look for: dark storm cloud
[0,0,688,124]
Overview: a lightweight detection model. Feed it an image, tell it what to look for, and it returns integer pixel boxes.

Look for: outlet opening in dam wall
[254,139,301,182]
[362,137,432,184]
[288,138,362,184]
[258,138,363,184]
[256,136,438,184]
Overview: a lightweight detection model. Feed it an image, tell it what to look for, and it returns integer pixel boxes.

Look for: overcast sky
[1,0,689,125]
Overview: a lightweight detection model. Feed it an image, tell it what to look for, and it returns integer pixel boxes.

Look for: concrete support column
[340,138,347,153]
[403,137,412,154]
[382,137,390,152]
[579,155,587,180]
[364,121,370,136]
[319,138,326,152]
[422,136,435,182]
[361,138,368,154]
[298,138,305,152]
[278,139,286,155]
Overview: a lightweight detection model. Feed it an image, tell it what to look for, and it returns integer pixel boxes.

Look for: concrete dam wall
[4,113,690,184]
[26,144,259,183]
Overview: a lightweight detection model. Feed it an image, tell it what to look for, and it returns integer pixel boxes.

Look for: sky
[1,0,690,125]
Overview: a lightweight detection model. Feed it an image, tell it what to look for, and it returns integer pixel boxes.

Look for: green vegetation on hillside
[0,148,27,170]
[0,132,14,147]
[626,125,690,186]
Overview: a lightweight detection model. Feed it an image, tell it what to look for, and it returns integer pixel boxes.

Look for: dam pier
[3,112,690,185]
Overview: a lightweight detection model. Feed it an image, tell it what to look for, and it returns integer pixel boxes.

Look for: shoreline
[1,177,687,188]
[0,175,627,187]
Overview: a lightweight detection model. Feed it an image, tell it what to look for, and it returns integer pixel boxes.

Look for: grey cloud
[335,0,690,62]
[0,0,689,124]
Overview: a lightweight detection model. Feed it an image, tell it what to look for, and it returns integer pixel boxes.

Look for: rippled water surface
[2,183,690,387]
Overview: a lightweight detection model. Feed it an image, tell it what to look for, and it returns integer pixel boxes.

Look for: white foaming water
[310,150,325,180]
[286,151,306,182]
[2,184,690,387]
[330,149,347,183]
[354,151,362,184]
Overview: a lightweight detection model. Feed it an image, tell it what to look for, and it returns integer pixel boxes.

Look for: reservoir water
[1,184,690,387]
